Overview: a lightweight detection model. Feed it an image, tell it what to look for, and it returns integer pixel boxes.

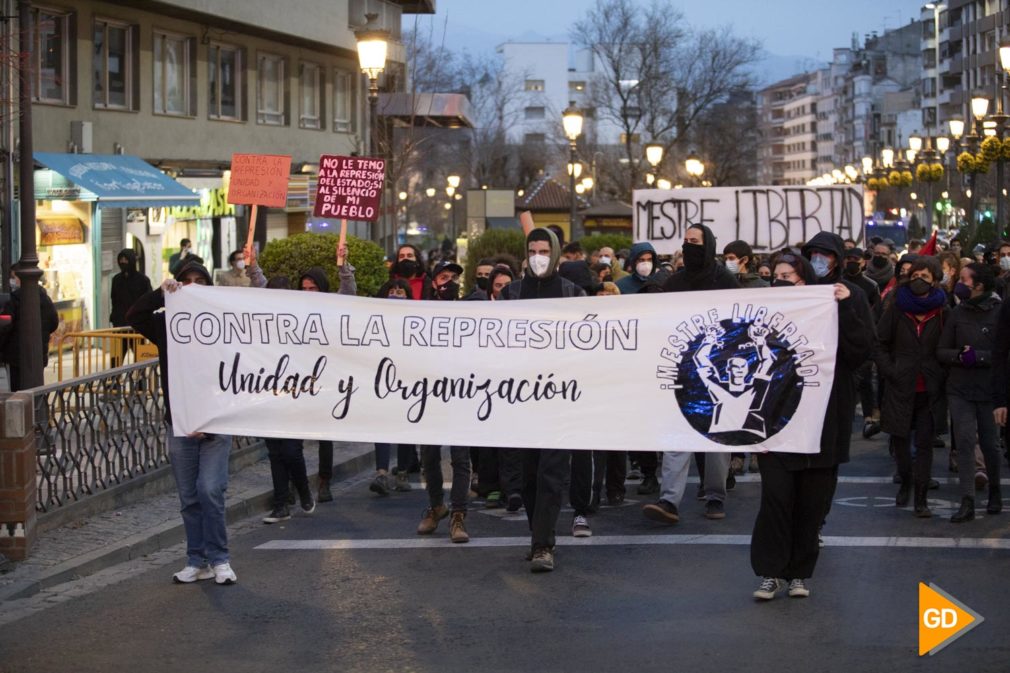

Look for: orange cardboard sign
[227,153,292,207]
[919,582,983,656]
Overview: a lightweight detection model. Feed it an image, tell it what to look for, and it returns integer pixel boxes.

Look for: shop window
[299,62,323,130]
[524,79,545,92]
[33,7,76,105]
[209,43,243,121]
[154,31,196,116]
[333,69,357,133]
[94,18,137,110]
[257,53,287,126]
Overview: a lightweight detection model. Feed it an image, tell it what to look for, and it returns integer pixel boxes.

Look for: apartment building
[757,72,819,185]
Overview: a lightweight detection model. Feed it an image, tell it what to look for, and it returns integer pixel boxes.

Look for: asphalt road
[1,435,1008,673]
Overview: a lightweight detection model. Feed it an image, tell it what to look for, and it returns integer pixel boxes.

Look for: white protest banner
[166,286,838,453]
[633,186,865,255]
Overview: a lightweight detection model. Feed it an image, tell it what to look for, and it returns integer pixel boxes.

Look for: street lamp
[425,186,436,198]
[562,106,584,240]
[881,147,895,168]
[656,178,673,190]
[447,174,461,190]
[861,156,874,175]
[844,165,858,181]
[644,142,664,168]
[908,133,923,153]
[355,13,389,246]
[971,94,989,129]
[685,153,705,185]
[567,161,583,179]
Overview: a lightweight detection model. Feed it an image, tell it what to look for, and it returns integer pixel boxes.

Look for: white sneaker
[572,514,592,538]
[212,562,237,585]
[173,564,214,584]
[788,578,810,598]
[753,577,786,600]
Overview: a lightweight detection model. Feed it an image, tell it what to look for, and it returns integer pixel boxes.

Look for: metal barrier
[32,360,255,514]
[56,327,158,382]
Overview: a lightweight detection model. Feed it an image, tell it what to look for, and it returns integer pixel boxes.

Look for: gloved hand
[960,345,977,368]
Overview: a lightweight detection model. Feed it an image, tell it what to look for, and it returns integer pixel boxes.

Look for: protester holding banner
[937,262,1002,522]
[501,227,586,571]
[875,256,948,517]
[750,250,872,600]
[127,262,237,586]
[644,224,741,526]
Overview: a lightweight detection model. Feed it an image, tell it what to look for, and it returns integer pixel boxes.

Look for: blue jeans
[169,433,232,567]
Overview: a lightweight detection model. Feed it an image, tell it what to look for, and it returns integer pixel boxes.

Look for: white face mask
[234,260,246,270]
[636,261,653,277]
[725,259,740,274]
[529,254,551,277]
[1001,257,1010,272]
[9,277,18,290]
[599,255,612,266]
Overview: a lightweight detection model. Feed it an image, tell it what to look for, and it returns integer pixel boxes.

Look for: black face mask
[844,260,861,276]
[395,259,419,277]
[118,262,131,273]
[601,274,613,283]
[475,276,490,292]
[871,256,889,269]
[682,242,707,271]
[771,279,796,288]
[435,280,459,300]
[908,277,932,296]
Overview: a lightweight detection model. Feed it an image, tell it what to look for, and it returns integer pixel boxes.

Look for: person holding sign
[127,261,237,586]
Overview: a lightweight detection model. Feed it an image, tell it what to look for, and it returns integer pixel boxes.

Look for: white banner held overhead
[165,286,839,453]
[633,186,865,255]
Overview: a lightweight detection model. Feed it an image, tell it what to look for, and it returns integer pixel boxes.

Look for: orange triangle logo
[919,583,984,656]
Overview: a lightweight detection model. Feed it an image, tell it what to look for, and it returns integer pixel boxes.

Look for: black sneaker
[637,475,659,495]
[506,494,523,512]
[369,473,391,496]
[300,497,316,515]
[726,473,736,491]
[263,505,291,524]
[704,500,726,520]
[642,499,680,524]
[317,478,333,502]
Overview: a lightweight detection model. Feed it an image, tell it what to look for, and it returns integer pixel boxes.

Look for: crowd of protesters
[131,223,1010,599]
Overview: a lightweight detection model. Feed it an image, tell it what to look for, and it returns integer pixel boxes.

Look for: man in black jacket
[645,224,740,526]
[109,248,152,367]
[501,228,586,572]
[2,265,59,391]
[127,262,237,586]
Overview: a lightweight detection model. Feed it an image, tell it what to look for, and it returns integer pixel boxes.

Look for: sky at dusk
[406,0,924,83]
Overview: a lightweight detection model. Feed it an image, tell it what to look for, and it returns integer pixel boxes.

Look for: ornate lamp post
[685,152,705,186]
[562,106,584,240]
[355,13,389,246]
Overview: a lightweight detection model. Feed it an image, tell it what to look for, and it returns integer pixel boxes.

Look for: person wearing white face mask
[723,240,767,289]
[615,242,659,295]
[499,227,585,572]
[217,249,251,287]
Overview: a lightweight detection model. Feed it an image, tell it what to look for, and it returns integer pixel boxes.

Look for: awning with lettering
[34,153,200,208]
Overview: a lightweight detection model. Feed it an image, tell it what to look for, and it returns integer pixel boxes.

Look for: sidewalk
[0,439,375,602]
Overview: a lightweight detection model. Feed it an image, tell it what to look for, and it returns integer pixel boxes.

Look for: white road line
[255,535,1010,551]
[426,477,1010,489]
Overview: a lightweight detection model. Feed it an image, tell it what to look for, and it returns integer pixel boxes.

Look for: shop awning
[34,153,200,208]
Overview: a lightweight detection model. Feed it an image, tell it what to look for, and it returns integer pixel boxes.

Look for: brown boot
[449,511,469,543]
[417,504,449,535]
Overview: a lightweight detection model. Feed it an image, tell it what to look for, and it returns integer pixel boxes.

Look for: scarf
[895,284,947,315]
[865,261,894,284]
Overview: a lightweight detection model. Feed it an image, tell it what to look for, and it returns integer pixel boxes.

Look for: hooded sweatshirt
[298,267,331,293]
[127,262,214,424]
[501,228,585,300]
[663,224,740,292]
[616,242,658,295]
[110,248,152,327]
[296,265,357,296]
[559,260,602,296]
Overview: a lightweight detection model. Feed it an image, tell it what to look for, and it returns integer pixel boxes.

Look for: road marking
[427,477,1010,489]
[255,534,1010,551]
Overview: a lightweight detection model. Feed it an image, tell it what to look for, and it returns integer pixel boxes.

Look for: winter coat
[110,249,152,327]
[875,300,948,437]
[735,271,768,289]
[501,228,585,300]
[615,242,659,294]
[937,294,1000,401]
[662,224,740,292]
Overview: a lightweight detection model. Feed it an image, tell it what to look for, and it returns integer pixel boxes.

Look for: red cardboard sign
[227,153,292,207]
[314,155,385,222]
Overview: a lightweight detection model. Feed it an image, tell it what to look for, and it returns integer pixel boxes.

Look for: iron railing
[32,360,255,514]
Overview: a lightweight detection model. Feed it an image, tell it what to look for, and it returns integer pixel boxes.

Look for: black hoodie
[298,266,331,293]
[110,248,152,327]
[127,262,214,424]
[663,224,740,292]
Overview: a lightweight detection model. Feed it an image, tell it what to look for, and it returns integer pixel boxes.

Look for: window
[154,31,194,116]
[524,79,545,92]
[524,133,545,144]
[208,44,242,121]
[257,53,287,125]
[32,7,72,104]
[300,62,323,129]
[333,69,356,133]
[569,81,586,92]
[94,19,136,109]
[524,106,545,120]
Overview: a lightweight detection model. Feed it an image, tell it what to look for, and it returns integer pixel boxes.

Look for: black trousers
[522,449,570,549]
[499,448,523,498]
[266,438,310,508]
[856,361,876,419]
[570,449,594,515]
[593,450,627,498]
[318,440,334,480]
[631,451,658,478]
[751,455,837,580]
[892,392,935,485]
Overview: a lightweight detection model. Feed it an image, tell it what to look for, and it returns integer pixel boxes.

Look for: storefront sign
[37,217,85,245]
[313,155,385,222]
[227,154,292,207]
[633,186,865,254]
[168,188,236,220]
[166,285,838,453]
